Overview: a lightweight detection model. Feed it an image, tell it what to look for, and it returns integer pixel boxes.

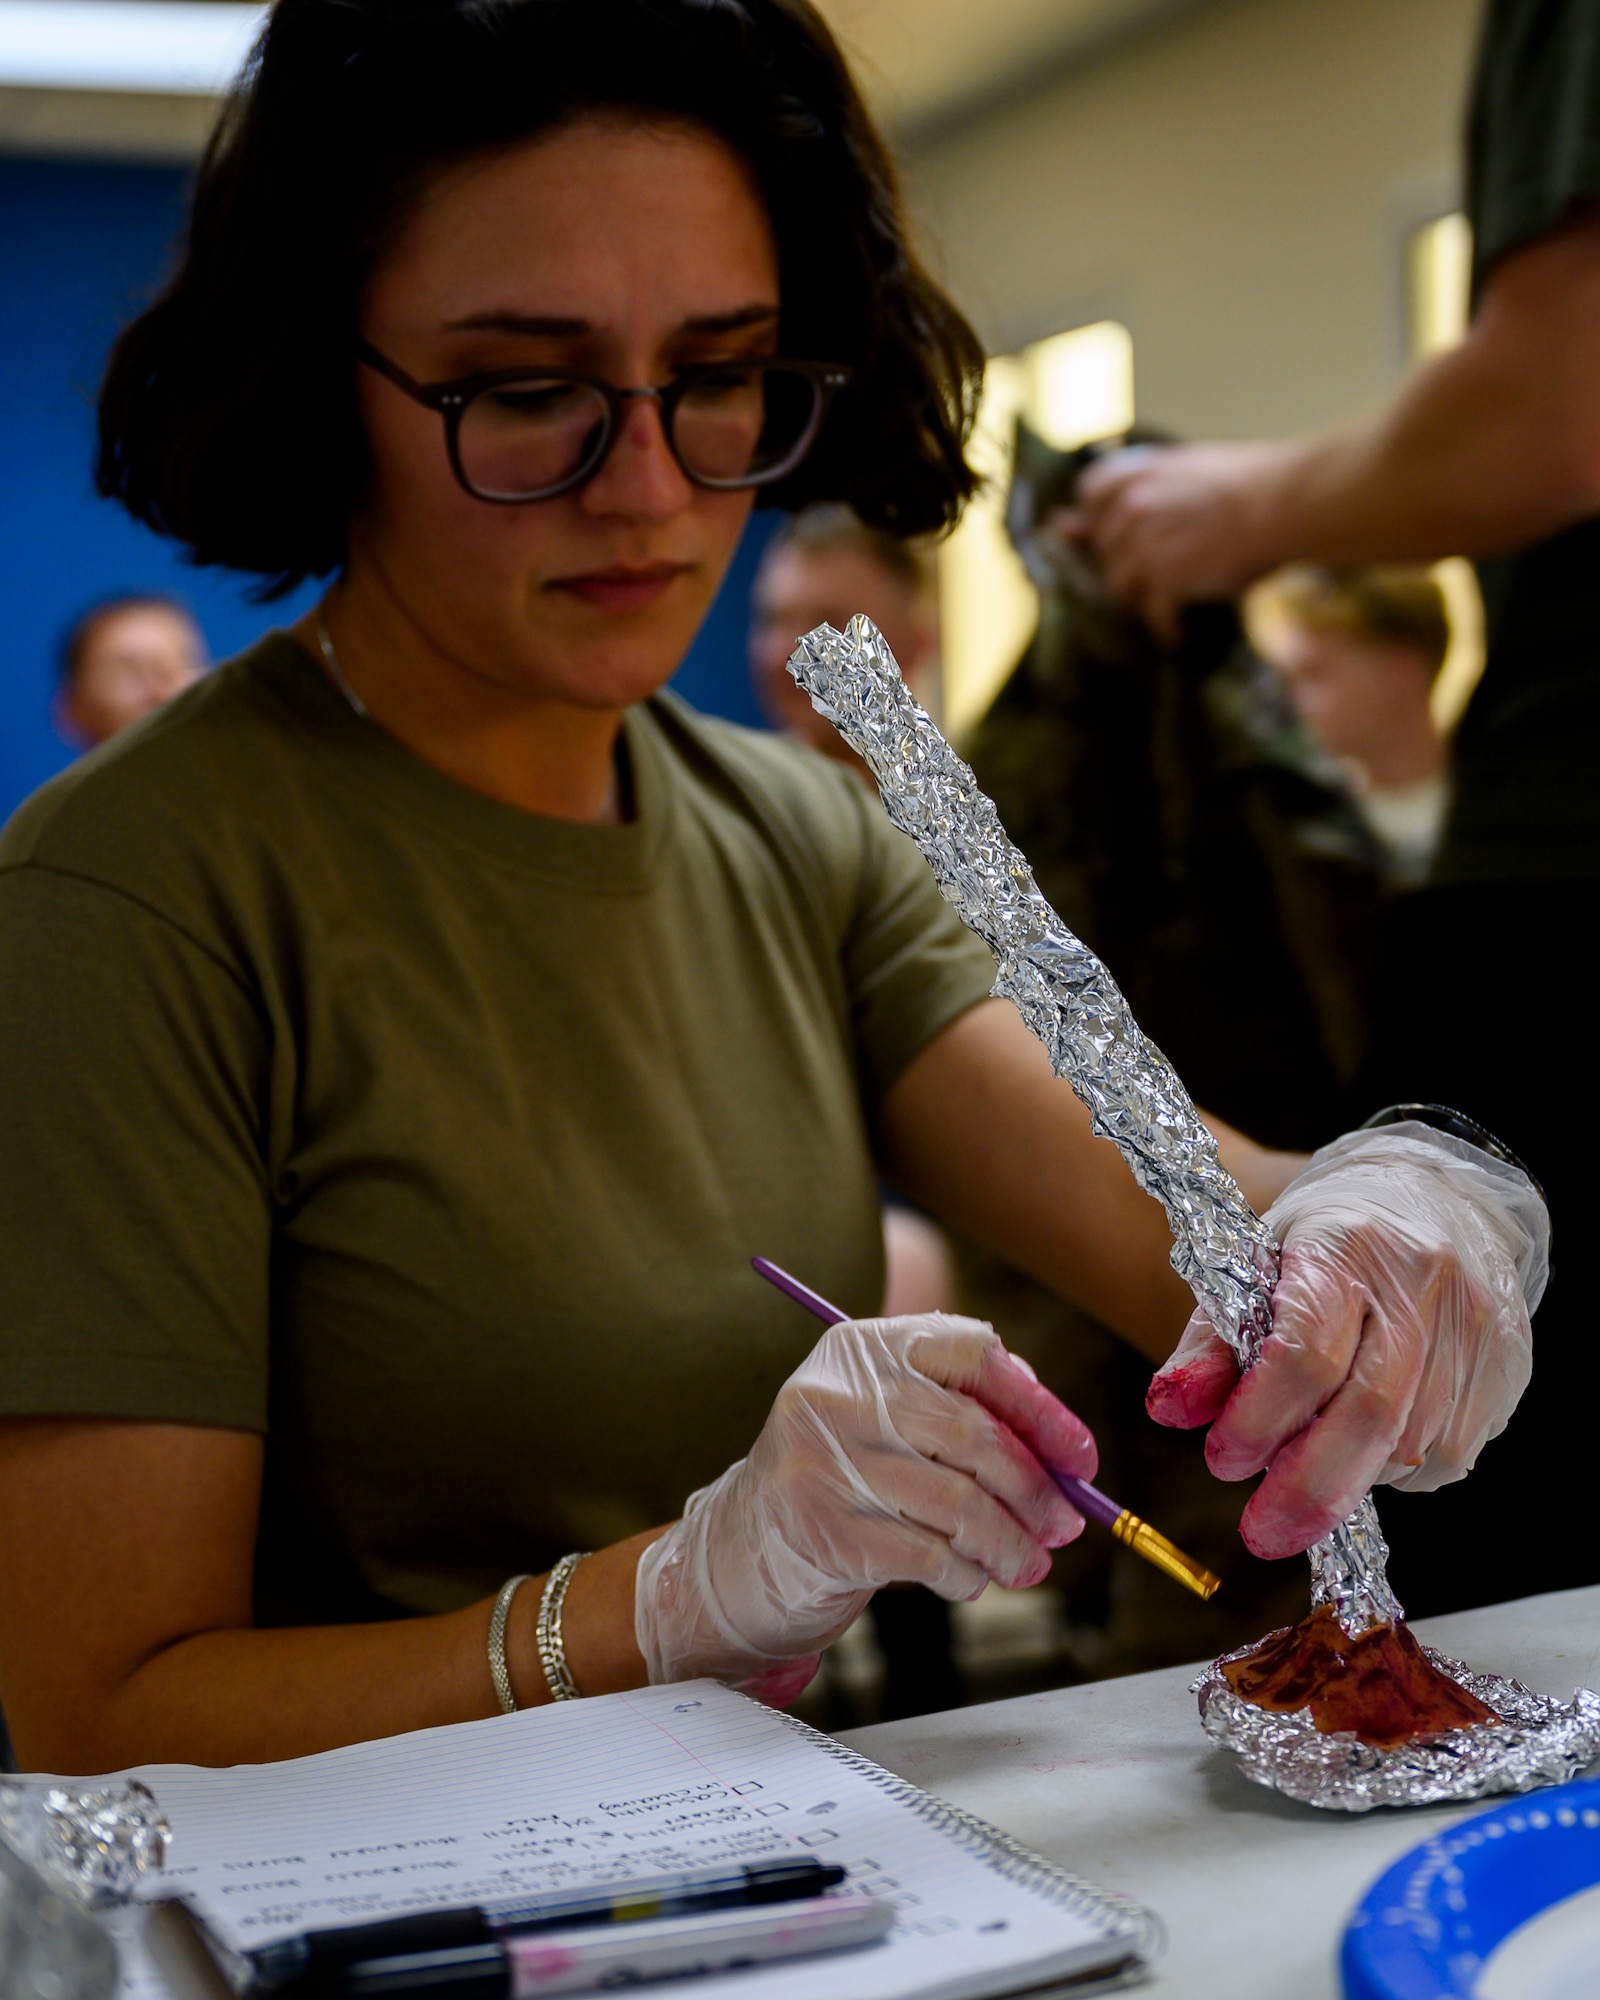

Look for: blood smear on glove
[1221,1605,1500,1748]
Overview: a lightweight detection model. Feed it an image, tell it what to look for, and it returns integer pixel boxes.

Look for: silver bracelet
[488,1572,535,1715]
[535,1551,591,1702]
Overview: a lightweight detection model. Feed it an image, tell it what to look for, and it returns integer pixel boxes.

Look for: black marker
[243,1858,847,1989]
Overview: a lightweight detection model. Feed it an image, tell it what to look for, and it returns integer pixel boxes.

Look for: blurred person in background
[989,425,1390,1151]
[55,594,207,750]
[1257,567,1451,889]
[748,502,939,770]
[749,504,964,1720]
[747,505,953,1320]
[1068,0,1598,1613]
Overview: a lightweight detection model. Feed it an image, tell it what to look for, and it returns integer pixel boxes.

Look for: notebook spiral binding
[773,1705,1165,1979]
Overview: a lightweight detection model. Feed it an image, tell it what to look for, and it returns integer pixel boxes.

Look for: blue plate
[1342,1774,1600,1997]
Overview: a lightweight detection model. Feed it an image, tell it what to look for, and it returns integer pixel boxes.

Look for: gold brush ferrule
[1111,1509,1222,1600]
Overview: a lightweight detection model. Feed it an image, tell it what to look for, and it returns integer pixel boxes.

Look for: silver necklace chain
[313,612,626,824]
[315,612,369,719]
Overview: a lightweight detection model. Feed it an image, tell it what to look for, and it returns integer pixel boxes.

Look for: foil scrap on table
[0,1780,167,2000]
[786,613,1599,1811]
[0,1778,168,1908]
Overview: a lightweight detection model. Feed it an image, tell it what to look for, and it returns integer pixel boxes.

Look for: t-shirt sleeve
[0,865,272,1430]
[1467,0,1600,277]
[836,783,998,1099]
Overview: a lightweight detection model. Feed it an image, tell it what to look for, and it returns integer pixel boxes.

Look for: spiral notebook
[108,1679,1159,1999]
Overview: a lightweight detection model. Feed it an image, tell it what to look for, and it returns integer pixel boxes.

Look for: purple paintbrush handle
[750,1255,846,1326]
[749,1255,1123,1531]
[1055,1470,1122,1530]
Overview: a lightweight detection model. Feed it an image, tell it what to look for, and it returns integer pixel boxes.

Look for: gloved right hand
[634,1313,1097,1705]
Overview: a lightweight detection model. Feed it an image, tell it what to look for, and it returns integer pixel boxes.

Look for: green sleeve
[1467,0,1600,278]
[0,865,272,1430]
[838,785,998,1100]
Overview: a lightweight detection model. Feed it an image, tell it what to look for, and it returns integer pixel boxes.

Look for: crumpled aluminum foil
[0,1779,168,1910]
[786,615,1600,1809]
[1193,1646,1600,1811]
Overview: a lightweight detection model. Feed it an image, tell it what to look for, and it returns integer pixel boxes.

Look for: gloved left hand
[1146,1122,1549,1558]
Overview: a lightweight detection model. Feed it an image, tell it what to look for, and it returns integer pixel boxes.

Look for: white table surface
[838,1585,1600,1999]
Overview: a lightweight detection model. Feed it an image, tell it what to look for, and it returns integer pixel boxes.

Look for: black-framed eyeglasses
[357,340,852,505]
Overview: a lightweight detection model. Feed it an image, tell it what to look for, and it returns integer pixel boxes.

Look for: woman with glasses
[0,0,1544,1774]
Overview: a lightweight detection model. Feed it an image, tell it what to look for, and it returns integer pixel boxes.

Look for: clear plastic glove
[635,1314,1097,1704]
[1146,1124,1549,1560]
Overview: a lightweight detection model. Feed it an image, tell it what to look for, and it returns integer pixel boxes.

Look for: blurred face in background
[749,537,937,763]
[60,602,207,749]
[1271,621,1439,782]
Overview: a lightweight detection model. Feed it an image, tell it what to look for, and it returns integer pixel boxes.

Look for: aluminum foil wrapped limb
[786,615,1397,1632]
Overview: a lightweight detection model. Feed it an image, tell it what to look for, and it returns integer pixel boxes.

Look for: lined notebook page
[104,1680,1141,2000]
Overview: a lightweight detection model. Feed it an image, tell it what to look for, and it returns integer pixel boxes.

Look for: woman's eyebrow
[679,305,780,334]
[442,312,591,336]
[440,305,780,337]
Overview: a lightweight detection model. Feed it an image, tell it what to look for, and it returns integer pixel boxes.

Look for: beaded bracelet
[535,1552,592,1703]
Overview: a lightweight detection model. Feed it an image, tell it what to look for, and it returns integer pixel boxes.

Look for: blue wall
[671,507,778,731]
[0,154,771,822]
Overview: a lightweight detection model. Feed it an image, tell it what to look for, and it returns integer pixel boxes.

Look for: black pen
[243,1858,847,1989]
[170,1891,887,2000]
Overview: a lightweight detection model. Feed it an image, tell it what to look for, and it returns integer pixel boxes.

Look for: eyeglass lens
[456,364,821,501]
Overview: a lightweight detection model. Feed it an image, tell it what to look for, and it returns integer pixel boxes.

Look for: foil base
[1194,1646,1600,1811]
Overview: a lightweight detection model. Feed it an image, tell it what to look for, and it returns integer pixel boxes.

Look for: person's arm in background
[1065,202,1600,638]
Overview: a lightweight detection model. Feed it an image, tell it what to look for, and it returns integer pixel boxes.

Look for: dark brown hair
[96,0,984,597]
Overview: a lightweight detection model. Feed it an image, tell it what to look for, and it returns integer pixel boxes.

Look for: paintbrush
[751,1254,1220,1601]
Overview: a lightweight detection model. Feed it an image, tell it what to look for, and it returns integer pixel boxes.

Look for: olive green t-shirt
[1442,0,1600,883]
[0,636,995,1625]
